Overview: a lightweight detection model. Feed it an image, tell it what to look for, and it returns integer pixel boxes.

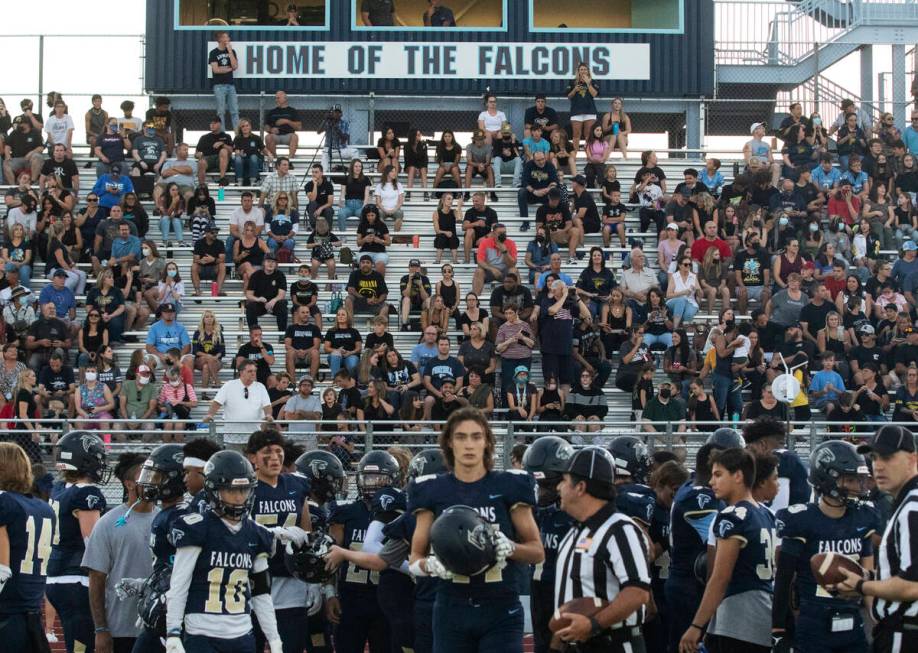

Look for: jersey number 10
[205,568,249,614]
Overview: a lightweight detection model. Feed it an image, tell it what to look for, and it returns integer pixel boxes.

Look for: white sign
[209,41,651,81]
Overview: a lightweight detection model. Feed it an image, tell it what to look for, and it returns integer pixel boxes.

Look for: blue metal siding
[146,0,714,97]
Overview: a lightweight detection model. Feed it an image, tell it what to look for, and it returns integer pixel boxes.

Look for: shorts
[480,267,507,283]
[197,264,218,280]
[292,303,322,319]
[203,154,223,169]
[742,285,766,301]
[5,157,30,172]
[352,296,384,315]
[272,133,296,144]
[582,218,602,234]
[570,114,597,122]
[132,161,158,174]
[434,233,460,250]
[468,164,488,178]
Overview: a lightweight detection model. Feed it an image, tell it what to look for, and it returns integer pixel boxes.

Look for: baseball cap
[572,174,587,186]
[409,258,421,267]
[565,446,616,491]
[109,162,122,174]
[263,252,277,261]
[137,365,152,375]
[904,241,918,252]
[750,122,765,134]
[784,321,801,330]
[500,121,512,135]
[840,179,853,188]
[160,302,177,312]
[359,254,373,263]
[547,187,561,199]
[857,424,916,456]
[472,129,485,140]
[299,375,315,385]
[802,260,816,271]
[858,324,876,336]
[52,269,68,278]
[493,222,506,230]
[666,222,679,231]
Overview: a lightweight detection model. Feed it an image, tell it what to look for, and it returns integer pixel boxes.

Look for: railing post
[368,92,376,145]
[365,421,374,453]
[665,421,673,452]
[37,35,44,110]
[501,423,513,470]
[258,91,266,135]
[809,420,819,453]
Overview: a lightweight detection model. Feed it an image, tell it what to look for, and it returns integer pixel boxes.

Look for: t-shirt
[132,135,165,165]
[40,158,79,189]
[798,301,834,334]
[524,106,559,130]
[357,220,390,253]
[38,365,74,393]
[145,319,191,353]
[208,47,235,86]
[248,269,286,302]
[573,191,601,232]
[45,114,74,145]
[285,323,321,350]
[193,237,224,264]
[733,248,769,287]
[347,269,388,301]
[466,142,491,165]
[769,290,807,327]
[305,178,334,207]
[233,133,265,157]
[463,206,499,242]
[236,342,275,384]
[422,356,465,390]
[535,202,571,233]
[6,129,43,158]
[324,327,362,352]
[344,176,371,201]
[97,133,126,162]
[361,0,395,25]
[290,280,319,308]
[266,106,300,135]
[196,132,232,157]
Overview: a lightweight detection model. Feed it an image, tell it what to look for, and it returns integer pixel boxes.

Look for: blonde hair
[197,310,224,346]
[0,442,33,493]
[272,192,291,215]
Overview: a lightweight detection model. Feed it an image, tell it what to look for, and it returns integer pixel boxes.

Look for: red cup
[211,281,218,296]
[412,235,420,248]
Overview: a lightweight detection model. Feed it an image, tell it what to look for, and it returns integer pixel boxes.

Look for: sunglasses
[89,314,100,318]
[87,198,98,202]
[244,387,250,400]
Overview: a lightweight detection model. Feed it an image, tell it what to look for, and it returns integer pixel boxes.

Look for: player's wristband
[94,626,110,634]
[690,623,706,632]
[409,559,428,577]
[321,583,337,599]
[855,579,866,595]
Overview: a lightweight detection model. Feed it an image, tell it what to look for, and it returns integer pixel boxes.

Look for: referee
[830,425,918,652]
[554,446,652,653]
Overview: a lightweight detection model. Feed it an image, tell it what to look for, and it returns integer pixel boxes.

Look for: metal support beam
[861,45,874,115]
[893,44,907,126]
[37,35,44,111]
[686,101,703,157]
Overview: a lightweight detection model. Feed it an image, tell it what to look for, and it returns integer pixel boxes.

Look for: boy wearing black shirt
[346,255,389,317]
[333,370,363,417]
[284,304,321,378]
[289,264,321,324]
[244,254,288,331]
[462,193,499,263]
[850,327,886,377]
[195,116,233,186]
[235,326,275,385]
[191,226,226,295]
[602,189,628,247]
[524,95,559,135]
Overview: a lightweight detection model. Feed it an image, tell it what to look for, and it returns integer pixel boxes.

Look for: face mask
[85,372,97,382]
[752,219,763,228]
[299,274,309,281]
[144,129,155,137]
[659,388,671,399]
[142,247,151,257]
[779,216,789,227]
[809,222,819,232]
[138,376,150,385]
[167,269,177,278]
[170,380,182,387]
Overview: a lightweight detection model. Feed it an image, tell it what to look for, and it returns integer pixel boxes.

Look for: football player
[521,436,575,653]
[772,440,877,653]
[131,443,189,653]
[326,450,401,653]
[245,429,315,653]
[679,448,776,653]
[0,442,57,653]
[182,438,222,515]
[164,450,281,653]
[47,431,110,653]
[408,407,544,653]
[743,417,809,512]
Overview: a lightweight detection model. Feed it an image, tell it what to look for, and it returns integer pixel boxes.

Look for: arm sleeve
[165,545,202,634]
[250,555,280,642]
[772,550,796,630]
[377,538,412,574]
[362,520,385,555]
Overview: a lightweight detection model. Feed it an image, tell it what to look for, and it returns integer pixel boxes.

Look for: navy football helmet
[707,428,746,450]
[357,450,401,500]
[608,436,651,484]
[137,444,185,502]
[523,436,575,506]
[203,450,257,520]
[56,430,111,484]
[809,440,870,503]
[295,450,347,504]
[408,448,448,479]
[284,530,337,583]
[430,505,498,577]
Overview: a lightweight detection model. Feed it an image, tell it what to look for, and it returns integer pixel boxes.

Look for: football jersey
[616,483,657,527]
[251,474,310,578]
[772,449,811,513]
[328,497,379,593]
[371,487,407,522]
[171,511,274,626]
[649,499,671,592]
[188,490,210,516]
[0,490,56,614]
[407,469,537,599]
[150,502,190,569]
[532,504,574,588]
[669,480,721,577]
[776,501,879,606]
[383,511,439,603]
[307,500,328,532]
[712,500,776,598]
[48,481,106,577]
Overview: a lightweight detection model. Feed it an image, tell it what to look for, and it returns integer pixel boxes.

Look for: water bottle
[217,186,225,201]
[731,412,740,428]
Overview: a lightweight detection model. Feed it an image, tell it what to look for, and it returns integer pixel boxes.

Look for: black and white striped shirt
[554,502,652,630]
[872,474,918,626]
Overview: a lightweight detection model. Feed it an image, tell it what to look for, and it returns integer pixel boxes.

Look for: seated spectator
[282,375,323,448]
[809,351,846,412]
[121,192,149,238]
[245,254,288,332]
[264,89,301,160]
[158,366,197,442]
[3,286,36,346]
[108,220,142,284]
[492,122,523,189]
[144,303,190,363]
[505,365,538,425]
[37,349,74,415]
[86,268,127,343]
[234,326,275,387]
[119,363,157,438]
[159,182,187,247]
[94,118,130,177]
[433,130,462,189]
[195,116,232,187]
[462,192,499,264]
[518,150,559,232]
[620,248,657,322]
[192,310,225,387]
[472,222,518,295]
[429,376,467,424]
[234,220,269,290]
[38,269,78,336]
[154,261,185,315]
[260,157,298,211]
[191,226,226,296]
[536,187,581,264]
[853,362,888,422]
[285,304,321,380]
[305,216,340,283]
[93,162,135,220]
[131,122,167,178]
[75,362,115,435]
[457,321,496,385]
[525,223,558,284]
[265,192,299,257]
[361,380,396,431]
[582,124,610,187]
[666,254,700,329]
[697,247,731,317]
[572,316,611,386]
[145,96,175,155]
[641,381,687,441]
[305,164,334,230]
[464,129,494,194]
[153,143,198,213]
[535,253,573,291]
[40,143,80,195]
[333,369,363,420]
[399,258,432,330]
[454,291,487,341]
[324,308,362,377]
[435,263,460,320]
[2,223,32,288]
[337,158,371,231]
[76,309,108,368]
[571,174,602,241]
[643,288,673,349]
[25,302,71,370]
[3,116,45,184]
[232,118,267,187]
[433,192,460,263]
[376,126,400,173]
[356,205,391,267]
[523,123,551,163]
[289,264,322,326]
[422,335,465,419]
[410,326,440,370]
[565,368,608,433]
[375,165,405,232]
[7,194,38,241]
[766,272,808,328]
[346,254,389,318]
[458,366,493,416]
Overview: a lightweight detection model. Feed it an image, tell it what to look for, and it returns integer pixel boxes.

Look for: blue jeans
[213,84,239,130]
[643,332,673,348]
[492,157,522,187]
[666,296,699,323]
[329,353,359,377]
[106,313,126,342]
[159,216,185,242]
[267,237,295,253]
[232,153,262,182]
[338,199,364,231]
[713,372,743,421]
[13,263,30,287]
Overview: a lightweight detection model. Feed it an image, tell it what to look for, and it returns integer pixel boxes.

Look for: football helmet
[203,450,257,520]
[137,444,185,502]
[294,450,347,504]
[55,431,111,484]
[284,530,336,583]
[522,436,575,506]
[408,448,448,479]
[356,450,401,501]
[607,436,651,484]
[809,440,870,503]
[430,505,498,577]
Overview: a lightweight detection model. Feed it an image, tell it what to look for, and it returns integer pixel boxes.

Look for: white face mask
[142,247,151,257]
[169,380,182,387]
[84,372,97,382]
[137,375,150,385]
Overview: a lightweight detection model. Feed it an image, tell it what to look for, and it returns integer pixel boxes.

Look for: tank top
[778,253,803,284]
[88,109,107,135]
[82,328,105,354]
[438,280,457,310]
[539,388,563,420]
[437,208,457,235]
[824,329,846,356]
[553,144,570,167]
[714,337,734,378]
[747,138,771,158]
[671,272,699,307]
[606,306,628,331]
[238,238,264,267]
[692,394,719,426]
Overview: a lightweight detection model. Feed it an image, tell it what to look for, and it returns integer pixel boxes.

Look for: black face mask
[724,319,735,331]
[659,388,671,399]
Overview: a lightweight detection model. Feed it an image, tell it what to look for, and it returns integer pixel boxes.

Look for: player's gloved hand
[305,583,323,616]
[424,555,454,580]
[493,531,516,566]
[114,578,145,600]
[271,526,309,546]
[0,564,11,595]
[268,639,283,653]
[165,636,185,653]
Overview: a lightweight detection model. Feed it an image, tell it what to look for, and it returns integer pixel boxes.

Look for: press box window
[178,0,328,28]
[354,0,505,29]
[531,0,682,32]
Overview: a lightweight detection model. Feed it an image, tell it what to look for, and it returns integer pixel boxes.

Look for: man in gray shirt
[284,375,323,449]
[83,452,159,653]
[464,129,494,198]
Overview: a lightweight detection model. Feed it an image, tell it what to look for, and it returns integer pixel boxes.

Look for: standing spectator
[531,279,590,391]
[472,222,518,295]
[209,32,239,130]
[403,128,429,200]
[204,360,273,429]
[734,231,772,313]
[245,254,288,332]
[264,90,301,160]
[491,122,523,189]
[232,118,267,187]
[375,165,405,232]
[433,192,460,263]
[260,157,298,210]
[337,158,372,230]
[83,453,156,653]
[518,150,559,232]
[566,62,599,154]
[195,116,232,187]
[304,164,334,229]
[3,116,44,184]
[84,94,108,168]
[10,369,41,461]
[346,254,390,318]
[433,130,462,188]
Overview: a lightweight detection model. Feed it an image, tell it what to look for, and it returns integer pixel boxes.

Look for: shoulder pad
[505,468,530,475]
[181,513,204,525]
[333,499,354,506]
[413,474,437,484]
[786,503,808,514]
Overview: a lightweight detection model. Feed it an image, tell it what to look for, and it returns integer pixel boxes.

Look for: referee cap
[566,446,615,499]
[857,424,916,456]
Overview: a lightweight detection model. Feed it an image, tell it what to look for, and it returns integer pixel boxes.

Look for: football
[810,552,866,588]
[548,597,608,633]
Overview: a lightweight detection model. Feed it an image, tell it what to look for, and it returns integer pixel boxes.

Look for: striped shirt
[555,503,651,630]
[261,171,300,208]
[872,475,918,626]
